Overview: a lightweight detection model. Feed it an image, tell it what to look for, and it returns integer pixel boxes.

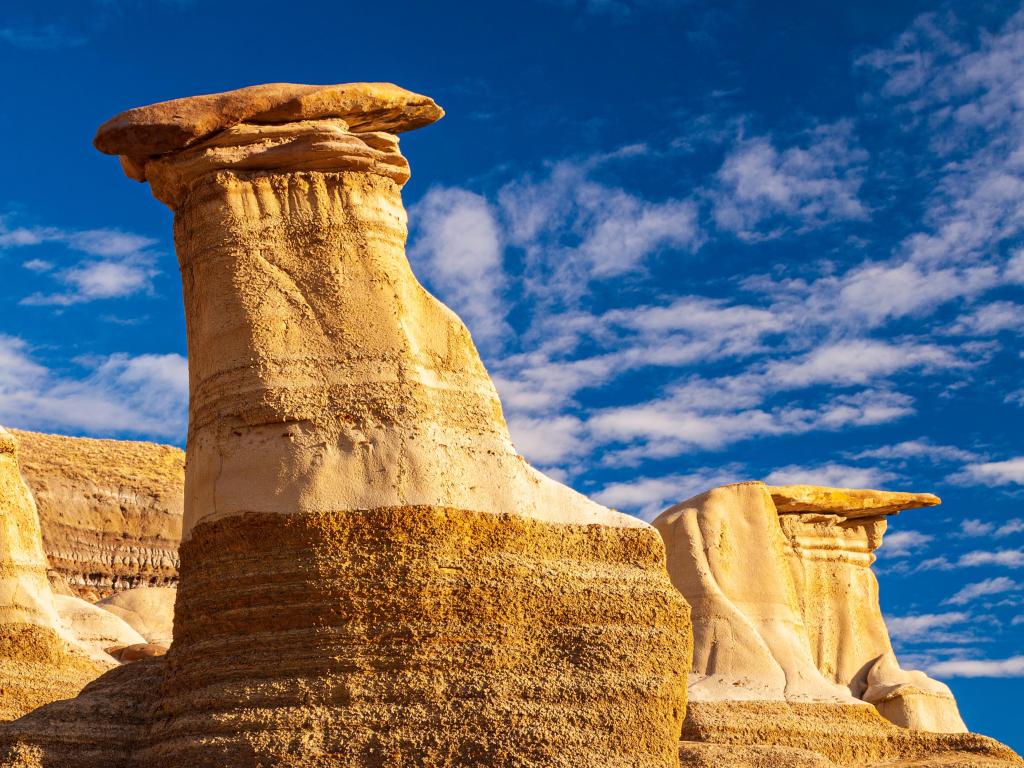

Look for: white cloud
[763,462,897,490]
[506,414,585,466]
[851,439,978,464]
[927,656,1024,679]
[882,530,934,558]
[497,156,701,297]
[409,187,508,348]
[950,301,1024,336]
[961,518,1024,538]
[0,335,187,441]
[885,612,970,643]
[952,457,1024,487]
[958,549,1024,568]
[945,577,1020,606]
[711,121,867,240]
[1,221,160,306]
[592,464,744,521]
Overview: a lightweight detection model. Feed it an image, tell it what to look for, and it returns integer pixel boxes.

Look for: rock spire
[0,82,690,768]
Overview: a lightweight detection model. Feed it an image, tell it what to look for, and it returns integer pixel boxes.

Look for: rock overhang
[94,82,444,159]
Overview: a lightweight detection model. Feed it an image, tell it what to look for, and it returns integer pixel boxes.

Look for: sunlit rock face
[654,481,1022,767]
[10,430,183,600]
[0,83,690,768]
[0,428,109,721]
[769,484,967,734]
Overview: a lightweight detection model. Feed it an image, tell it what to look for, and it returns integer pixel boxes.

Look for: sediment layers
[0,428,109,721]
[683,702,1021,767]
[0,82,691,767]
[11,430,183,600]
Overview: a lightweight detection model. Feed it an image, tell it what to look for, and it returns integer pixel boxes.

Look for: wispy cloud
[952,457,1024,487]
[763,462,897,489]
[0,25,86,50]
[592,464,745,520]
[928,655,1024,679]
[409,187,508,349]
[1,220,160,305]
[961,519,1024,538]
[886,611,971,643]
[882,530,934,558]
[0,335,187,441]
[945,577,1020,606]
[711,121,867,240]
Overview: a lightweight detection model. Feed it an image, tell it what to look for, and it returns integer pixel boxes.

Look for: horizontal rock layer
[10,430,183,601]
[683,702,1021,767]
[0,507,690,768]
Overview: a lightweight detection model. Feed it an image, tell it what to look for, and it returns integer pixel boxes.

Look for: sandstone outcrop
[768,484,966,734]
[0,428,109,721]
[11,430,183,600]
[0,82,690,768]
[654,481,1018,766]
[96,587,175,646]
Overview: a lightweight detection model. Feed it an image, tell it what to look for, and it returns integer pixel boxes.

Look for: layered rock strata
[654,482,1018,766]
[0,428,109,721]
[11,430,183,600]
[0,82,690,768]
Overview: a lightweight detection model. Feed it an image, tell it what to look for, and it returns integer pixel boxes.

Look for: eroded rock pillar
[76,82,690,768]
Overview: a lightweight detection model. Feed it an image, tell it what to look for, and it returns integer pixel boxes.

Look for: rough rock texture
[0,82,690,768]
[654,481,1019,765]
[683,702,1020,767]
[0,428,109,721]
[96,587,175,646]
[10,430,183,601]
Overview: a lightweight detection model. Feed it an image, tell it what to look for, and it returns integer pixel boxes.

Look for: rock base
[0,507,690,768]
[683,701,1022,767]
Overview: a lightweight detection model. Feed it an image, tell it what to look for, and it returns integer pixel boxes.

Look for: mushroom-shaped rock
[0,84,690,768]
[656,481,1013,766]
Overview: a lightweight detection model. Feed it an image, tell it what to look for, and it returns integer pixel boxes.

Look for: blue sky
[1,0,1023,751]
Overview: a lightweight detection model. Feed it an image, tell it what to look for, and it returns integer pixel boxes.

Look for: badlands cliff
[0,428,109,721]
[0,82,691,768]
[656,481,1019,766]
[11,430,183,600]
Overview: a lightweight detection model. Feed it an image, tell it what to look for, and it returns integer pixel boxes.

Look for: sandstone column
[64,82,688,767]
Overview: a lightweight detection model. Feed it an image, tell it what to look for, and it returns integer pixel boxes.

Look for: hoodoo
[656,482,1021,767]
[0,83,690,767]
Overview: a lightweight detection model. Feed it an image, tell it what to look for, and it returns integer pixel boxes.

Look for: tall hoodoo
[0,83,690,768]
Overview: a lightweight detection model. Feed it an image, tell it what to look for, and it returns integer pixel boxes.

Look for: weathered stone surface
[0,83,690,768]
[0,428,109,721]
[53,596,146,662]
[654,481,1018,765]
[96,587,175,646]
[683,701,1020,767]
[654,482,855,704]
[10,430,183,601]
[94,81,444,175]
[768,484,940,518]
